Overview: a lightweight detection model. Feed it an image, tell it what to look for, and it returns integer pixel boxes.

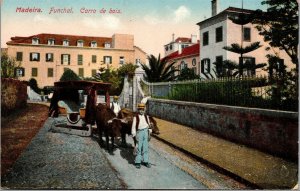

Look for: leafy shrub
[60,69,80,81]
[1,78,27,116]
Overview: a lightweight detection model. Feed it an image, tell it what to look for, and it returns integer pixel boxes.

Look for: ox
[95,103,124,152]
[118,108,160,147]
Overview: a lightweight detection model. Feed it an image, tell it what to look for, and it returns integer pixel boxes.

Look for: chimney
[178,41,182,54]
[211,0,218,16]
[172,33,175,42]
[191,34,197,44]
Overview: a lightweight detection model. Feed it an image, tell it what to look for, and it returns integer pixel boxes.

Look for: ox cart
[49,80,111,136]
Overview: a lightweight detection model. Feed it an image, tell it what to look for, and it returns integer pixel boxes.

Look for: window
[15,67,25,77]
[16,52,23,61]
[192,58,196,66]
[48,39,55,45]
[63,40,69,46]
[270,59,285,77]
[91,41,97,48]
[78,55,83,65]
[170,44,173,50]
[192,67,197,74]
[240,57,255,76]
[48,68,54,77]
[32,38,39,45]
[92,69,97,77]
[216,26,223,42]
[136,59,141,65]
[165,46,169,51]
[61,54,70,65]
[92,55,97,63]
[30,53,40,61]
[78,68,84,77]
[104,56,112,64]
[243,27,251,41]
[105,42,111,48]
[46,53,54,62]
[119,56,125,65]
[32,68,38,77]
[215,56,224,75]
[180,61,187,70]
[201,58,210,73]
[203,32,209,46]
[77,40,84,47]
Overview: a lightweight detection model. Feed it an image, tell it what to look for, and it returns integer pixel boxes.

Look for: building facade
[197,6,294,78]
[6,33,147,87]
[163,43,200,76]
[164,34,198,57]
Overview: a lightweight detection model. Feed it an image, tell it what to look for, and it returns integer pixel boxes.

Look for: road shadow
[119,145,135,165]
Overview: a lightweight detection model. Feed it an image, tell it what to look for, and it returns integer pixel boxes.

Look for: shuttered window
[32,68,38,77]
[201,58,210,74]
[48,68,54,77]
[46,53,54,62]
[203,32,209,46]
[78,68,84,77]
[92,69,97,77]
[92,55,97,63]
[104,56,112,64]
[61,54,70,65]
[78,55,83,65]
[30,53,40,61]
[216,26,223,42]
[16,52,23,61]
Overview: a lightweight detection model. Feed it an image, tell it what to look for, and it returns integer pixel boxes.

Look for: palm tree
[141,54,177,82]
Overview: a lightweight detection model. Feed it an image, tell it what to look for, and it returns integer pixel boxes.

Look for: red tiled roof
[7,33,112,47]
[163,43,200,61]
[175,37,191,43]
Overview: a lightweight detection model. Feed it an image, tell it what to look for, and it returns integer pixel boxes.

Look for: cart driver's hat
[113,96,119,100]
[137,103,145,110]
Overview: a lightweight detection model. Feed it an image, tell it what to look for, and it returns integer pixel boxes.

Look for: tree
[117,63,138,79]
[252,0,298,68]
[141,54,177,82]
[93,67,123,95]
[28,78,41,94]
[1,53,20,78]
[177,67,199,81]
[59,69,80,81]
[223,11,266,76]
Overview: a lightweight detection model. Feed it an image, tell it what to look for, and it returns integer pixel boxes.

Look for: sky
[1,0,267,56]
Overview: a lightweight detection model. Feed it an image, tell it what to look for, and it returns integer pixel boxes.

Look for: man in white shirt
[110,96,121,116]
[131,103,152,169]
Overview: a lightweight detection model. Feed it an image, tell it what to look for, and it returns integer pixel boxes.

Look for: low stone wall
[147,99,298,161]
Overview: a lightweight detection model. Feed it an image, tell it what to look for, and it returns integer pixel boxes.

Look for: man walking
[131,103,152,169]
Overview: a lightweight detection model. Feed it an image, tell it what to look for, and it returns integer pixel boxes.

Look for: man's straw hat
[137,103,145,109]
[113,96,119,100]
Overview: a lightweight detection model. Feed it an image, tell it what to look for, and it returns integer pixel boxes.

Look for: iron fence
[140,76,298,112]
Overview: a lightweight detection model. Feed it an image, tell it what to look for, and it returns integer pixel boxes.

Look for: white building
[164,34,198,57]
[197,1,294,78]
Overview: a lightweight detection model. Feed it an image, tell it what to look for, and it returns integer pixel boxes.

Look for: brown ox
[118,108,160,147]
[95,103,123,152]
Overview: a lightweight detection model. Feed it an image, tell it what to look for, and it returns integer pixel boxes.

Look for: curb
[152,134,261,189]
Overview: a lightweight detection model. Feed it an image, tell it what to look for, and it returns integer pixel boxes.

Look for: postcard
[1,0,298,190]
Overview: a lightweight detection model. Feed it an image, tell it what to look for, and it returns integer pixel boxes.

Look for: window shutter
[103,56,105,64]
[201,60,204,73]
[68,55,70,65]
[110,56,112,64]
[251,57,256,76]
[61,54,63,65]
[30,53,32,61]
[37,53,40,61]
[207,59,211,73]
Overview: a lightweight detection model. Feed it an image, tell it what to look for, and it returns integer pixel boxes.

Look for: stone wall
[147,98,298,161]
